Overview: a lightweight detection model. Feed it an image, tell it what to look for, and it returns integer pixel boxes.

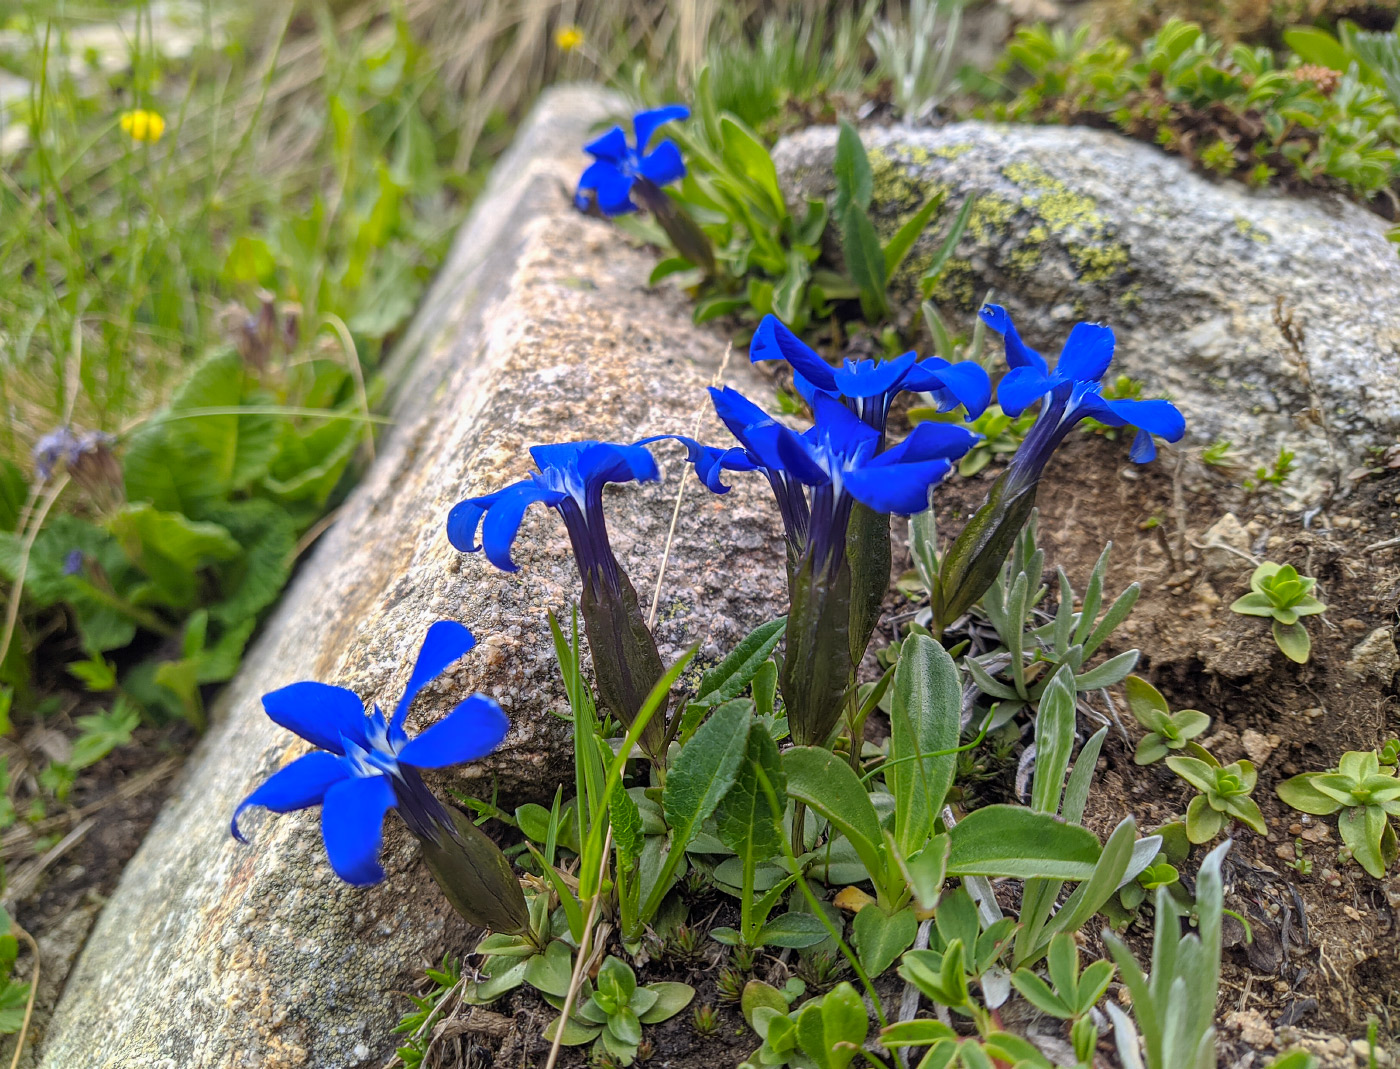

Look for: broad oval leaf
[947,805,1101,880]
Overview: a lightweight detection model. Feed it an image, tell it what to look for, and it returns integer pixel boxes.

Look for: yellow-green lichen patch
[1001,160,1131,284]
[868,148,924,210]
[1233,217,1271,244]
[927,256,979,309]
[1118,283,1144,308]
[932,142,974,159]
[967,194,1018,245]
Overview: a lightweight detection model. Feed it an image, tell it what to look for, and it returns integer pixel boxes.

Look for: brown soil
[924,432,1400,1065]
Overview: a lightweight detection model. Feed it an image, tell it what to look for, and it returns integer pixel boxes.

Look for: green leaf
[758,912,829,949]
[1283,27,1351,71]
[1276,773,1345,816]
[1338,805,1389,879]
[68,699,139,769]
[901,835,950,911]
[107,503,241,608]
[853,904,918,980]
[163,351,283,492]
[919,193,978,300]
[719,116,786,219]
[203,499,297,626]
[841,204,889,323]
[1135,735,1169,765]
[639,982,694,1024]
[523,940,574,998]
[888,634,960,854]
[946,806,1100,880]
[542,1015,600,1045]
[1165,756,1219,795]
[649,699,751,915]
[716,721,786,873]
[883,191,945,278]
[1008,969,1069,1018]
[695,618,786,707]
[796,982,867,1069]
[783,747,883,877]
[833,121,873,217]
[1032,665,1076,815]
[1230,592,1276,617]
[610,776,645,867]
[1272,619,1311,663]
[742,980,790,1030]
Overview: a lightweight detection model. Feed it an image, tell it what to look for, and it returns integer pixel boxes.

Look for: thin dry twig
[6,922,39,1069]
[3,817,97,908]
[647,342,733,629]
[543,826,613,1069]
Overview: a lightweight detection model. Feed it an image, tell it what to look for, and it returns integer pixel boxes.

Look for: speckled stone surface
[773,122,1400,503]
[37,86,784,1068]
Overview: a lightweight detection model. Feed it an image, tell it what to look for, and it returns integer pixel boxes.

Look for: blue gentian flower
[448,442,669,758]
[979,304,1185,474]
[749,315,992,436]
[62,549,84,576]
[447,441,658,581]
[698,386,977,572]
[574,105,689,217]
[232,621,507,887]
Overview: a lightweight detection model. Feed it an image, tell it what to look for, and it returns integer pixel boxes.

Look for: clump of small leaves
[545,956,694,1066]
[691,1003,720,1038]
[1123,675,1210,765]
[716,966,747,1004]
[1201,439,1237,468]
[1243,446,1297,493]
[1230,561,1326,663]
[392,956,462,1069]
[794,948,849,995]
[1010,932,1116,1066]
[1167,751,1267,843]
[1277,749,1400,878]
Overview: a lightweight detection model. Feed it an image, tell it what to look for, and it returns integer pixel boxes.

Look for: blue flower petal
[638,141,685,187]
[398,693,509,769]
[996,366,1056,417]
[633,105,690,150]
[790,371,820,407]
[844,460,952,515]
[389,621,477,734]
[830,351,916,400]
[905,359,992,419]
[231,751,351,842]
[583,126,629,163]
[481,482,566,572]
[1130,429,1158,463]
[1102,397,1185,442]
[774,426,833,485]
[261,681,370,755]
[1055,322,1115,384]
[979,305,1047,373]
[708,386,789,471]
[529,442,592,473]
[876,421,978,465]
[577,442,661,491]
[593,165,637,216]
[749,316,838,392]
[446,489,508,553]
[574,160,614,210]
[810,393,880,460]
[320,774,397,886]
[636,435,755,493]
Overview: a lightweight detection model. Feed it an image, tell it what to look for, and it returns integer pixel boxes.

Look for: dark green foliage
[987,19,1400,215]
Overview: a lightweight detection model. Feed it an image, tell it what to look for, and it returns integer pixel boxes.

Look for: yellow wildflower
[119,109,166,143]
[554,25,584,53]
